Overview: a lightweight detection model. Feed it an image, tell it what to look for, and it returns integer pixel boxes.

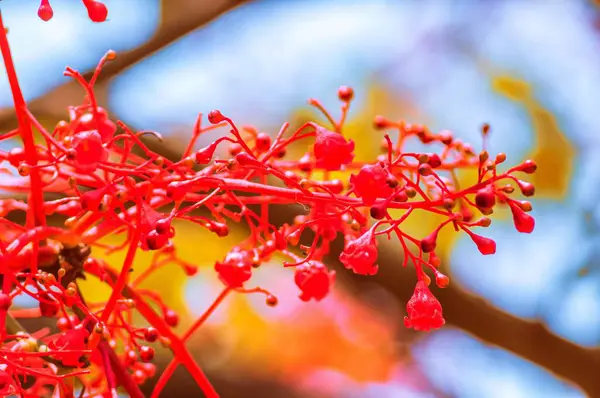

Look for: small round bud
[228,143,242,156]
[479,150,489,163]
[266,295,278,307]
[481,123,490,135]
[479,217,492,227]
[495,153,507,164]
[370,204,387,220]
[207,110,225,124]
[139,346,155,362]
[405,187,417,198]
[439,130,453,145]
[164,310,179,327]
[18,163,31,176]
[373,115,389,130]
[337,85,354,102]
[418,163,433,176]
[255,133,271,152]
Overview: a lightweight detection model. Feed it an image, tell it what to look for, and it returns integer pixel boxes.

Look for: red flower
[215,248,253,288]
[339,229,378,275]
[48,326,89,367]
[71,130,108,173]
[313,126,354,171]
[294,261,335,301]
[404,281,445,332]
[350,164,393,205]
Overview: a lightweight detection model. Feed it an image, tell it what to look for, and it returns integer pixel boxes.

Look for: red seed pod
[207,110,225,124]
[83,0,108,23]
[139,346,155,363]
[337,85,354,102]
[38,0,54,21]
[164,310,179,327]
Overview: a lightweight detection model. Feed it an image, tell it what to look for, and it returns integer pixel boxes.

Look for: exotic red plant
[0,7,537,398]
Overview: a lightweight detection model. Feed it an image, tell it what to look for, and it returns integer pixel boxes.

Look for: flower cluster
[0,10,536,398]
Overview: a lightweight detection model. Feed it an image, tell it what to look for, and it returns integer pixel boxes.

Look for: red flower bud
[83,0,108,23]
[475,186,496,209]
[516,180,535,197]
[207,110,225,124]
[420,229,439,253]
[508,201,535,233]
[519,159,537,174]
[337,85,354,102]
[465,230,496,255]
[38,0,53,21]
[195,142,218,165]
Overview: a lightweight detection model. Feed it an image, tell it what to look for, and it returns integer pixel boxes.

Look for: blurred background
[1,0,600,397]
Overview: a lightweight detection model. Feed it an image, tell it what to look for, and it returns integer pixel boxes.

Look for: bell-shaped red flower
[350,164,393,205]
[313,126,354,171]
[215,248,253,288]
[294,261,335,301]
[339,229,379,275]
[48,325,90,367]
[404,281,445,332]
[71,130,108,173]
